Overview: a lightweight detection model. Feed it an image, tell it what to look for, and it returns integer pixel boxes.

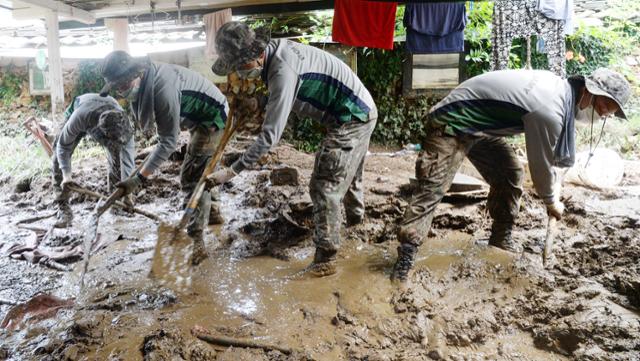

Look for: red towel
[332,0,397,50]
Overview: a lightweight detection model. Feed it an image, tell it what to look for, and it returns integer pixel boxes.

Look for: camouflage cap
[97,109,132,146]
[583,68,631,119]
[211,21,270,76]
[99,51,148,97]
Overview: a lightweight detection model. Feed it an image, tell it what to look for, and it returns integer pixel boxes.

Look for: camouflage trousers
[51,133,135,202]
[181,125,223,237]
[309,118,377,253]
[398,124,524,246]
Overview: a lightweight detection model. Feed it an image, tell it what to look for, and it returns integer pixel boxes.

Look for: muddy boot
[391,244,418,282]
[488,223,521,253]
[345,213,364,228]
[54,202,73,228]
[208,204,224,225]
[190,231,208,266]
[305,248,338,277]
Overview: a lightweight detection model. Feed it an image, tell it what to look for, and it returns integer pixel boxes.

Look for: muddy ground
[0,137,639,361]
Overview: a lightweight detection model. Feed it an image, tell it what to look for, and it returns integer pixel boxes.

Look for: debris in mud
[87,286,177,312]
[269,166,300,186]
[142,327,216,361]
[1,294,74,331]
[14,177,32,193]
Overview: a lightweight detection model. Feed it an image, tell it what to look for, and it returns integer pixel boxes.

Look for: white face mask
[575,94,601,124]
[237,66,262,80]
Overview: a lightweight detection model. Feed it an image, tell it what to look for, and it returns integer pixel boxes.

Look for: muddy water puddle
[75,229,553,360]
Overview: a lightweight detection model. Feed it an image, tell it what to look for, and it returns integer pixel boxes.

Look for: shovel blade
[150,222,194,292]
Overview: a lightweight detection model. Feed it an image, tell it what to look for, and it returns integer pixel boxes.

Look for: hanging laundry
[332,0,397,50]
[204,8,233,60]
[491,0,566,77]
[537,0,574,34]
[404,2,467,54]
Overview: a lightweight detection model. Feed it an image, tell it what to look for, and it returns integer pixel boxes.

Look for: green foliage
[0,68,26,107]
[358,45,439,145]
[283,115,325,152]
[463,1,493,77]
[70,60,105,99]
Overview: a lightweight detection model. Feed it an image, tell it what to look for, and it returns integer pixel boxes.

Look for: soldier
[207,21,378,276]
[52,93,134,227]
[99,50,229,264]
[391,68,631,282]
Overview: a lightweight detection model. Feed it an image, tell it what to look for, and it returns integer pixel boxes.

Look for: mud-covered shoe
[53,204,73,228]
[304,248,338,277]
[208,207,224,225]
[190,232,209,265]
[391,244,418,282]
[345,214,364,228]
[488,236,522,253]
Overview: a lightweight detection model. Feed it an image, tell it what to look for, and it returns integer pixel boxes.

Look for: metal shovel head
[150,222,194,293]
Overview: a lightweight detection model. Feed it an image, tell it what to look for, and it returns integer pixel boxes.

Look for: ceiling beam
[19,0,95,24]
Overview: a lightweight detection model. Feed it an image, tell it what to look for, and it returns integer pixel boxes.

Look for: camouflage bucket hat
[97,109,132,146]
[99,50,148,96]
[583,68,631,119]
[212,21,270,76]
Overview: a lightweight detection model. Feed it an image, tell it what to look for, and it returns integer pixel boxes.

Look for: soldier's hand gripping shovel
[79,156,150,291]
[150,100,241,290]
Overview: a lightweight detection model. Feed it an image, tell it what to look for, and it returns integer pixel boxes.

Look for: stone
[270,167,299,186]
[428,349,443,360]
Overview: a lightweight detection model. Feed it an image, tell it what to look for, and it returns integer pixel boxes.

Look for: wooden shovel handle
[176,100,239,230]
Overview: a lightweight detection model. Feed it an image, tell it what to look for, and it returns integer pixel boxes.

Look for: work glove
[206,167,237,189]
[546,200,565,220]
[547,179,564,219]
[116,172,145,196]
[60,171,79,195]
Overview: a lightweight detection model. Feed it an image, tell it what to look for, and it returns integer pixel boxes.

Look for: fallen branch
[67,185,161,222]
[40,258,73,272]
[191,325,295,355]
[0,298,18,306]
[14,212,56,225]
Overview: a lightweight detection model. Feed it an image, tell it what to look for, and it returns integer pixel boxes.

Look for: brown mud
[0,140,639,360]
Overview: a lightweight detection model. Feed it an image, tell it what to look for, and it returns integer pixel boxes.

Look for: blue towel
[404,2,466,54]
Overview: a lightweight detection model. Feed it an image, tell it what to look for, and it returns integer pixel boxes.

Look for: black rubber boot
[488,222,521,253]
[305,248,338,277]
[54,202,73,228]
[189,231,208,265]
[345,213,364,228]
[391,244,418,282]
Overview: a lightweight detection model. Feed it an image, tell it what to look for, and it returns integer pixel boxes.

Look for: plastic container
[564,148,624,189]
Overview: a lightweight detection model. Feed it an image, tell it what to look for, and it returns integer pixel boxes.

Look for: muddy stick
[543,216,558,267]
[191,326,294,355]
[0,298,18,306]
[14,212,57,225]
[67,184,161,221]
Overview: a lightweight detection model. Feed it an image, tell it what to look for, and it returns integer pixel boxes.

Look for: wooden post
[44,9,64,125]
[105,18,130,52]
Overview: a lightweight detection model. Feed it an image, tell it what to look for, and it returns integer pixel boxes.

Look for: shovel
[542,215,558,267]
[79,156,149,291]
[150,100,241,290]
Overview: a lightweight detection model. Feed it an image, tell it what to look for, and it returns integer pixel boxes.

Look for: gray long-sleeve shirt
[131,63,229,175]
[55,93,135,178]
[231,39,377,173]
[429,69,573,204]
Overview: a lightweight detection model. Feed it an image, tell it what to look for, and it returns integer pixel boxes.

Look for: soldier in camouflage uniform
[52,93,135,227]
[99,51,229,265]
[208,21,378,276]
[392,68,631,282]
